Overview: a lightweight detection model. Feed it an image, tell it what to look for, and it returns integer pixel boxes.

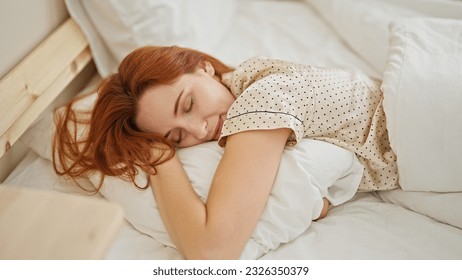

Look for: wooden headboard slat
[0,18,92,158]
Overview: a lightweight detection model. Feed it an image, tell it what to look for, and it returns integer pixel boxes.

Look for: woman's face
[136,62,235,148]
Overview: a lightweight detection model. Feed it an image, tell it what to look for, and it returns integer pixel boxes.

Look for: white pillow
[379,0,462,19]
[96,140,364,259]
[377,189,462,230]
[65,0,236,77]
[381,18,462,192]
[305,0,419,74]
[305,0,462,75]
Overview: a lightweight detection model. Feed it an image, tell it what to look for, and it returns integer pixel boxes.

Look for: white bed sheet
[7,0,462,259]
[5,150,462,259]
[262,193,462,259]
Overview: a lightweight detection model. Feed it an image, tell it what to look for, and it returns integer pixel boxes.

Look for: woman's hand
[314,198,330,221]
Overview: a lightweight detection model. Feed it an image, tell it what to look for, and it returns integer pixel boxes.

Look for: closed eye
[186,96,194,114]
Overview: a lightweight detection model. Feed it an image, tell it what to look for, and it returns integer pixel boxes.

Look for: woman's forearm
[151,154,249,259]
[150,129,291,259]
[149,155,219,259]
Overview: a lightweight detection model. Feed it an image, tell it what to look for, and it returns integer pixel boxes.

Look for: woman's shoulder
[222,57,304,96]
[235,56,298,70]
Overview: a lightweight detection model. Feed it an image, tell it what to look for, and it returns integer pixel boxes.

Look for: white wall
[0,0,69,79]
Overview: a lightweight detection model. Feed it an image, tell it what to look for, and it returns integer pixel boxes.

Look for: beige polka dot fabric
[218,57,398,191]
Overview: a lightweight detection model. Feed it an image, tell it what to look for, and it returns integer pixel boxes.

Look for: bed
[1,0,462,260]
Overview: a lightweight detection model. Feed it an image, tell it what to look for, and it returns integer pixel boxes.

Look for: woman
[54,46,398,259]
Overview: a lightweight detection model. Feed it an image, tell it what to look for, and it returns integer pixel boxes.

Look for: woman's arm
[149,128,292,259]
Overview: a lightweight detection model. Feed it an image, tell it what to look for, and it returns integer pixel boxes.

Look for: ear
[202,61,215,77]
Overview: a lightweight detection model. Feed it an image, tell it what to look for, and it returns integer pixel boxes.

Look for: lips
[212,117,223,141]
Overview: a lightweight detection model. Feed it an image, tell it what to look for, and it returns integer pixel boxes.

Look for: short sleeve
[218,73,310,147]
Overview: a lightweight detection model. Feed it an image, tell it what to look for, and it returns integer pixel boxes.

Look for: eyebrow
[173,89,185,117]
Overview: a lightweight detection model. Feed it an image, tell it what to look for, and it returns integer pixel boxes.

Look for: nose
[185,118,208,140]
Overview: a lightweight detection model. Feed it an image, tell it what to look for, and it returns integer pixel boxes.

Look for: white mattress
[7,0,462,260]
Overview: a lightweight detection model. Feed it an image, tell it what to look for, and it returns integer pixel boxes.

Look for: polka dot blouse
[218,57,398,191]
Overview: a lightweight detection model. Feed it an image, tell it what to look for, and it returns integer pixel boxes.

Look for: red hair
[53,46,233,190]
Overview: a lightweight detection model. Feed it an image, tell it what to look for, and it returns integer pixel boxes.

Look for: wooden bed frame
[0,18,123,260]
[0,18,91,159]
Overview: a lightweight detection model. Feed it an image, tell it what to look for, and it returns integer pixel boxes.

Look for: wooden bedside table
[0,185,124,259]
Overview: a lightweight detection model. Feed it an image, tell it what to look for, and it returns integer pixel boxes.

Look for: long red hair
[53,46,233,190]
